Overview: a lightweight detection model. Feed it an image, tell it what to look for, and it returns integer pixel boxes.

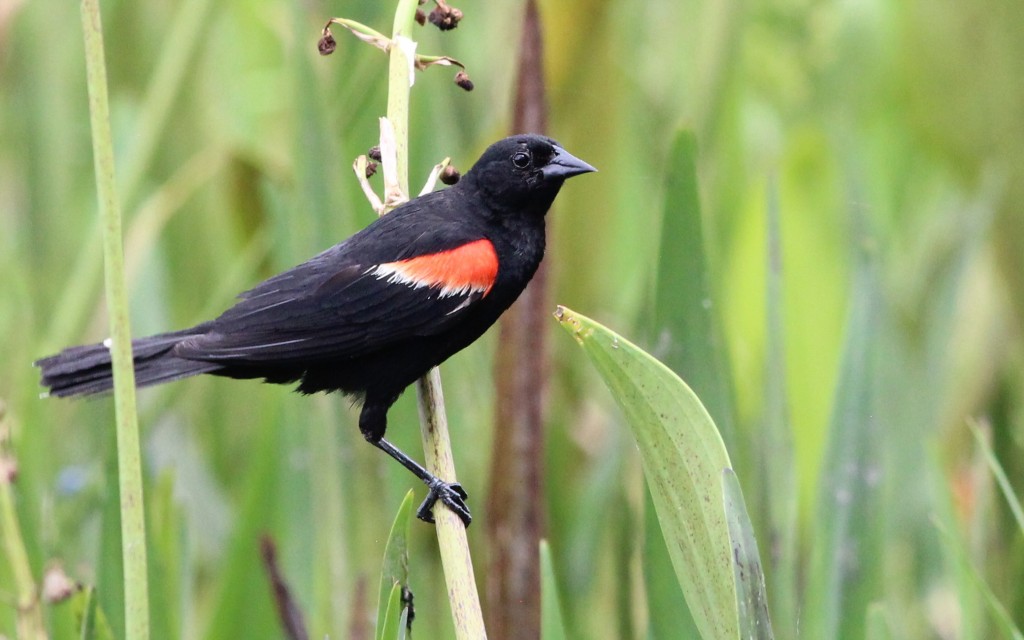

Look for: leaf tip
[553,305,589,344]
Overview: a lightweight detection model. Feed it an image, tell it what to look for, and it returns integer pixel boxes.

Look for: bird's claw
[417,478,472,527]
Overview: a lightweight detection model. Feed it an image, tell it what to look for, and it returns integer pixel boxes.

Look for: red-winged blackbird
[36,135,595,526]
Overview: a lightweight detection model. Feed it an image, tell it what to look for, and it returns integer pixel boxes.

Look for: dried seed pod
[428,2,463,31]
[318,33,337,56]
[365,161,378,178]
[454,70,474,91]
[415,9,427,26]
[440,165,461,185]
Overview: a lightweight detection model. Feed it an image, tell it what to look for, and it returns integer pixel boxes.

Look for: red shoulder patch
[370,239,499,297]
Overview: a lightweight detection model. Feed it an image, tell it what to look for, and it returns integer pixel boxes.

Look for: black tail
[35,325,221,398]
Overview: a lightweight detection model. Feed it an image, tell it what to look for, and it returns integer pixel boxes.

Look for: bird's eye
[511,150,532,169]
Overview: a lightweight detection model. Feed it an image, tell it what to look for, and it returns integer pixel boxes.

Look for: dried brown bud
[454,70,474,91]
[365,161,378,178]
[428,2,463,31]
[415,9,427,26]
[317,33,337,56]
[368,146,382,162]
[42,564,77,604]
[440,165,461,185]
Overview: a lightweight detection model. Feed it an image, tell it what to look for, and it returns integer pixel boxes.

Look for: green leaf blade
[648,129,737,453]
[378,582,405,640]
[722,469,774,640]
[803,257,886,640]
[555,305,738,640]
[376,490,415,640]
[540,540,569,640]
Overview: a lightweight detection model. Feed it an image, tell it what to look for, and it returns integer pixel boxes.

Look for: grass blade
[803,253,884,639]
[722,469,774,639]
[555,305,740,640]
[376,490,414,640]
[757,176,798,636]
[72,586,117,640]
[968,419,1024,536]
[80,2,149,637]
[378,582,405,640]
[933,519,1024,640]
[539,540,569,640]
[648,129,737,454]
[643,484,702,638]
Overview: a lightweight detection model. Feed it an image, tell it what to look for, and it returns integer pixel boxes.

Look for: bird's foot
[417,477,471,527]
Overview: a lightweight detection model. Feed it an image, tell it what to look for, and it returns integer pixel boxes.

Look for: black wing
[174,196,494,364]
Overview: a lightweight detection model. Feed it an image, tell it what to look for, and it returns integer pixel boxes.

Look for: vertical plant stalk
[415,370,486,638]
[485,0,547,637]
[759,176,798,635]
[0,418,46,640]
[80,1,151,639]
[378,0,487,636]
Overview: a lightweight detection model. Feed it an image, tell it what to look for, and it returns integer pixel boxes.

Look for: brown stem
[485,1,549,637]
[259,535,310,640]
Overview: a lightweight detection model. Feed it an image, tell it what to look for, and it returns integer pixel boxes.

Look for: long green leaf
[80,2,149,638]
[555,305,740,640]
[643,485,702,638]
[540,540,569,640]
[803,254,884,639]
[757,176,798,638]
[376,490,414,640]
[644,130,740,638]
[72,586,117,640]
[378,582,405,640]
[722,469,774,639]
[933,519,1024,640]
[648,129,737,454]
[968,419,1024,537]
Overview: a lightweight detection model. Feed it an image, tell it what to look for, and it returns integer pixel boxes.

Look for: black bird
[36,134,595,526]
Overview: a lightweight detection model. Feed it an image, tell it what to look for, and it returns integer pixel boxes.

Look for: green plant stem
[416,370,487,638]
[81,2,150,639]
[0,458,45,640]
[385,0,416,197]
[380,0,486,636]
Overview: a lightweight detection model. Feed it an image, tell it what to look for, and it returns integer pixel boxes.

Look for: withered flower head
[454,70,474,91]
[317,32,337,56]
[440,165,461,185]
[428,2,463,31]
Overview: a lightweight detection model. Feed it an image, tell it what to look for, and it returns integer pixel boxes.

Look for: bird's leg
[370,438,472,526]
[359,400,472,526]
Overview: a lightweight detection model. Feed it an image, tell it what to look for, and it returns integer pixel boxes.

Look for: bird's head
[462,135,596,211]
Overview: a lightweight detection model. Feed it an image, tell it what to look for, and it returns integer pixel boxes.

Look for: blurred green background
[2,0,1023,637]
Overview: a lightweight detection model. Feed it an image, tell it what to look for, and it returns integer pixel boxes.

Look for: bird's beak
[542,146,597,180]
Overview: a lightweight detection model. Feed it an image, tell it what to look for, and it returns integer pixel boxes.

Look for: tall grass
[2,0,1023,637]
[80,2,150,638]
